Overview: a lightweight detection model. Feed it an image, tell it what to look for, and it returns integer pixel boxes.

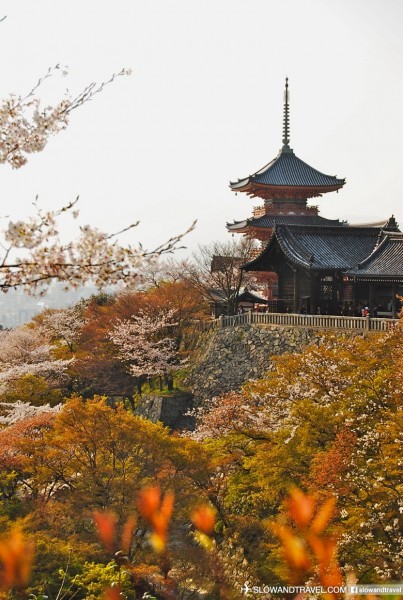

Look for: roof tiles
[231,149,345,190]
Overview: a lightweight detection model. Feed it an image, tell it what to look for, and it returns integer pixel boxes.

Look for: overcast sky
[1,0,403,258]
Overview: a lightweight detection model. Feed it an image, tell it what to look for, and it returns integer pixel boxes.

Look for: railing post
[247,310,253,324]
[219,315,224,329]
[365,316,370,331]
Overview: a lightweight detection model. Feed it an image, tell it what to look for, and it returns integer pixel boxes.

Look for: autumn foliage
[0,293,401,597]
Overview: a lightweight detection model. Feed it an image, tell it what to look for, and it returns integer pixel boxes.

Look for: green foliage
[0,375,63,407]
[72,561,134,599]
[25,536,102,600]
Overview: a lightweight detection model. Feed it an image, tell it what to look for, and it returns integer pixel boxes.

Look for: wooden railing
[194,312,399,333]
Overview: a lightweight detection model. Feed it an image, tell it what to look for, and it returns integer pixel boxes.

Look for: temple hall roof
[243,224,383,272]
[346,231,403,281]
[238,288,268,304]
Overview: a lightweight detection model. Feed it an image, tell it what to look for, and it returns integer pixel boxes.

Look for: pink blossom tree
[39,306,86,353]
[109,309,178,398]
[0,326,72,394]
[0,400,61,425]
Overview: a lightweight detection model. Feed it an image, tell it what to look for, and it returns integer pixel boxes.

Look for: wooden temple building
[228,79,403,317]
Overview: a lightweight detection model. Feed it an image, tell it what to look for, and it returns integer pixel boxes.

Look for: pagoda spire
[282,77,291,152]
[229,78,345,202]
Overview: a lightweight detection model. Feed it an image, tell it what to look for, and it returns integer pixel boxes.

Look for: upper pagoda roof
[230,79,345,200]
[230,149,346,196]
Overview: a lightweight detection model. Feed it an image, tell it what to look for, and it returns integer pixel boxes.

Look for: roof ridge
[275,224,313,267]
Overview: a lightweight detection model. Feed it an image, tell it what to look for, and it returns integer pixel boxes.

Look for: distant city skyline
[1,0,402,286]
[0,284,107,329]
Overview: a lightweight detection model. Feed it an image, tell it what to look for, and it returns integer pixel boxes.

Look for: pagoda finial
[282,77,291,150]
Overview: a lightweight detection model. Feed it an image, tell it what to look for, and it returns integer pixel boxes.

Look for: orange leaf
[311,497,336,534]
[137,486,161,521]
[93,511,117,554]
[103,586,121,600]
[287,488,315,528]
[0,529,34,591]
[320,561,343,590]
[151,512,169,538]
[160,491,174,521]
[272,524,311,571]
[120,515,137,554]
[309,535,338,567]
[191,505,216,536]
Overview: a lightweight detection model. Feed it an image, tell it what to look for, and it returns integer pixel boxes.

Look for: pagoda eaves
[230,147,345,200]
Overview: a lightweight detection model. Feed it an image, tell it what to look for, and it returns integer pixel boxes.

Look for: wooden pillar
[368,283,375,312]
[310,274,317,314]
[352,277,357,313]
[293,269,299,313]
[391,284,397,318]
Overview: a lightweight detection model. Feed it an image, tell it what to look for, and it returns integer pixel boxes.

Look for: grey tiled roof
[230,149,345,190]
[278,225,380,269]
[247,214,343,228]
[238,289,268,303]
[347,232,403,280]
[243,225,382,272]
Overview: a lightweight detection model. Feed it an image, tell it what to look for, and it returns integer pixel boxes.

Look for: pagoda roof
[243,224,383,272]
[227,214,345,232]
[230,148,345,196]
[346,230,403,281]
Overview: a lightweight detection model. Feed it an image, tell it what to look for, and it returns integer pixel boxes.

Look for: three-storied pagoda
[228,78,346,241]
[228,80,403,316]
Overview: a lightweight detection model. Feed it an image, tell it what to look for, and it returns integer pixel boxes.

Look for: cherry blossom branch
[0,200,195,293]
[0,66,131,168]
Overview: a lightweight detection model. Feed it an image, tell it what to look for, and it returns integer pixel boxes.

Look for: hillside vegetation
[0,288,401,599]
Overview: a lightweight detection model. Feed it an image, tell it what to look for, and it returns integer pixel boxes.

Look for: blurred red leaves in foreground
[137,486,174,553]
[191,505,216,536]
[93,510,137,557]
[93,511,118,554]
[0,528,34,592]
[103,586,122,600]
[271,488,343,594]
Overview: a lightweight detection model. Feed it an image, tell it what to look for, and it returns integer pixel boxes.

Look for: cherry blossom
[0,400,61,425]
[0,63,194,293]
[109,309,178,379]
[39,306,86,352]
[0,65,130,169]
[0,326,72,393]
[0,198,195,293]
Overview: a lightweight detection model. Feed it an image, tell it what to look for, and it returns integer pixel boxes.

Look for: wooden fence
[194,311,399,333]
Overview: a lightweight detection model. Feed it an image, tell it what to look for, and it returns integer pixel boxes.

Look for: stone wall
[187,324,320,404]
[135,391,194,430]
[136,325,322,427]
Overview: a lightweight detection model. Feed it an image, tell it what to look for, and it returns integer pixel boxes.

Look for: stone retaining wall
[137,325,340,426]
[187,324,320,403]
[135,391,194,430]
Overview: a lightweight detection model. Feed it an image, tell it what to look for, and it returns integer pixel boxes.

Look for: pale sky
[1,0,403,258]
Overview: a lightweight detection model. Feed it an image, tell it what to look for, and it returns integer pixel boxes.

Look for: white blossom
[0,400,61,425]
[0,326,72,393]
[109,308,178,378]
